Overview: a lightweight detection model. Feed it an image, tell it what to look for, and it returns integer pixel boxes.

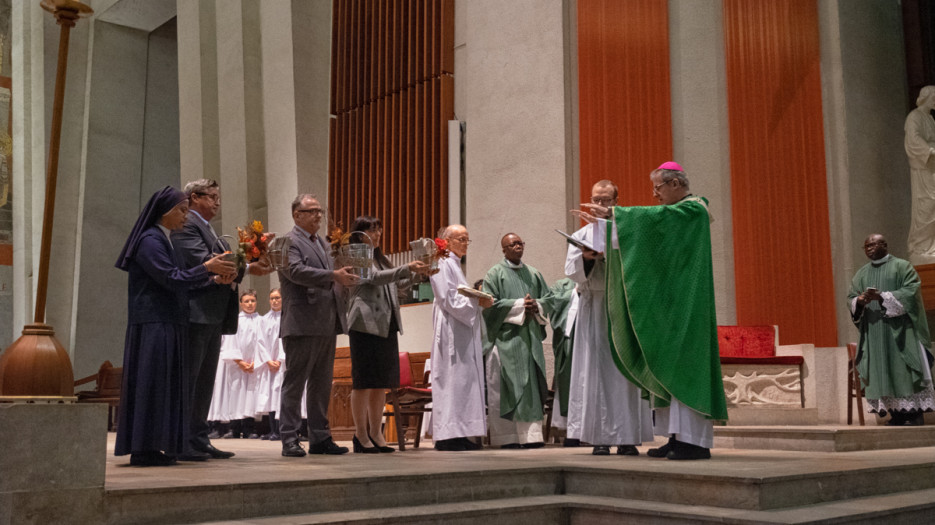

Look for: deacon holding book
[429,224,494,451]
[481,233,553,448]
[565,180,653,456]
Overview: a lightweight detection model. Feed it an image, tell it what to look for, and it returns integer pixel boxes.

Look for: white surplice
[255,310,285,416]
[428,252,487,441]
[207,337,233,422]
[565,222,654,446]
[219,311,262,419]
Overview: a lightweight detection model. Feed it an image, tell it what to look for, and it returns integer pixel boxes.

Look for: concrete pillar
[454,0,570,284]
[818,0,909,345]
[669,0,736,325]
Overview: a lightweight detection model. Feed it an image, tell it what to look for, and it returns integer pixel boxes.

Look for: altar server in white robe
[219,290,263,438]
[429,224,494,451]
[565,180,654,455]
[207,340,232,427]
[256,289,285,440]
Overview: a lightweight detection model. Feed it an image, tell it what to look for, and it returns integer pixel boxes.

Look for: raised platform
[715,423,935,452]
[99,432,935,524]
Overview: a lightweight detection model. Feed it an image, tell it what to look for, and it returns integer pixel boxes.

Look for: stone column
[668,0,736,324]
[454,0,570,284]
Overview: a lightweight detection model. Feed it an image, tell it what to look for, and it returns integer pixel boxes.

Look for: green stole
[544,278,577,417]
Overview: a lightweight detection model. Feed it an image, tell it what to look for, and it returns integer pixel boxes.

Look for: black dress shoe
[282,441,307,457]
[194,443,235,459]
[434,438,466,451]
[459,437,483,450]
[178,450,210,461]
[592,445,611,456]
[563,438,581,448]
[617,445,639,456]
[308,438,349,455]
[353,436,379,454]
[647,437,674,458]
[522,442,545,449]
[221,431,234,439]
[130,451,177,467]
[666,439,711,460]
[500,443,522,449]
[906,412,926,426]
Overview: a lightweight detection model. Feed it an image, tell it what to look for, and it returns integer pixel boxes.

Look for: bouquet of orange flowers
[235,220,274,267]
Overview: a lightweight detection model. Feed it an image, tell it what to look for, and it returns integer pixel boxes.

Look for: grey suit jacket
[278,225,348,338]
[172,213,244,333]
[347,263,412,338]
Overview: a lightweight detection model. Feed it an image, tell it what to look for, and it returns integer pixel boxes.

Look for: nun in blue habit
[114,186,236,466]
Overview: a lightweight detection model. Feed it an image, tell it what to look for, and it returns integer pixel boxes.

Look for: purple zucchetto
[657,161,684,171]
[115,186,187,271]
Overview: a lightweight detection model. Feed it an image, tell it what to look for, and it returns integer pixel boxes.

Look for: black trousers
[280,335,336,446]
[187,322,223,451]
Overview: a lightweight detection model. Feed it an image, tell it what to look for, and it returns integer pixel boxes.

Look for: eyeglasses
[653,180,674,192]
[506,241,525,248]
[590,196,615,206]
[295,208,324,216]
[194,192,220,202]
[452,237,472,244]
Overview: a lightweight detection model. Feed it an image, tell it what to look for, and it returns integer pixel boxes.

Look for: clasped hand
[236,360,254,373]
[523,294,539,315]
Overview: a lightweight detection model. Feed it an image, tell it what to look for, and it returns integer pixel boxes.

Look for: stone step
[725,406,819,426]
[714,424,935,452]
[198,488,935,524]
[104,448,935,523]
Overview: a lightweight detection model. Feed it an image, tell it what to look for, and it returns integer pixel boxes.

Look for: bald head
[444,224,470,257]
[501,233,525,264]
[863,233,888,261]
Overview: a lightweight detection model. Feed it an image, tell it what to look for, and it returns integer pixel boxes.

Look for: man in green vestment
[545,278,578,434]
[482,233,553,448]
[848,234,935,425]
[581,161,727,460]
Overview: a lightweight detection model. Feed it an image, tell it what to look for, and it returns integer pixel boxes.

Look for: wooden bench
[718,325,805,407]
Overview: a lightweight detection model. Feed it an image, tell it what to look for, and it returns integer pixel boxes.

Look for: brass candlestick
[0,0,93,396]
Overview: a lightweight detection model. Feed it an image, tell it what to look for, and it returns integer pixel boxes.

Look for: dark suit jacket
[171,213,243,334]
[278,225,348,338]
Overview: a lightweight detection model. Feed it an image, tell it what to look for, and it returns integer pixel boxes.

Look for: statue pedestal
[915,263,935,311]
[0,402,107,523]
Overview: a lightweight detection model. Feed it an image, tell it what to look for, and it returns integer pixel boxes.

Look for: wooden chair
[384,352,432,450]
[74,361,123,431]
[542,388,555,442]
[846,342,865,426]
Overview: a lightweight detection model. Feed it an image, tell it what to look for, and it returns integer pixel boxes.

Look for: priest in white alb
[565,179,654,456]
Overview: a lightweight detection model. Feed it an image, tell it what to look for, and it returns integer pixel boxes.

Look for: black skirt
[348,316,401,389]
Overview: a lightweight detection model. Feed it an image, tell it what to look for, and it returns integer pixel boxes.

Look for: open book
[555,229,599,253]
[457,285,494,301]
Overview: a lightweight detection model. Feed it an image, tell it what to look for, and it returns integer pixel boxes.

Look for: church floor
[102,431,935,524]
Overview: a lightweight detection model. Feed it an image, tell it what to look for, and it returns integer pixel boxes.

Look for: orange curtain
[329,0,453,254]
[577,0,672,206]
[724,0,837,346]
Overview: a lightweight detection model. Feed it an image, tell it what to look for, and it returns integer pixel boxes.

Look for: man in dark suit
[278,193,359,457]
[172,179,271,460]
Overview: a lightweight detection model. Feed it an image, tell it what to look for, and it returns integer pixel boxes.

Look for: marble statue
[905,85,935,265]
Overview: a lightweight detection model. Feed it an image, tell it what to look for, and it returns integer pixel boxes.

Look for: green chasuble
[544,278,577,417]
[847,255,933,400]
[605,196,728,421]
[482,260,553,422]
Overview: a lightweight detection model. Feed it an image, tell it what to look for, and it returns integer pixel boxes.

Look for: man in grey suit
[172,179,271,460]
[278,194,360,457]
